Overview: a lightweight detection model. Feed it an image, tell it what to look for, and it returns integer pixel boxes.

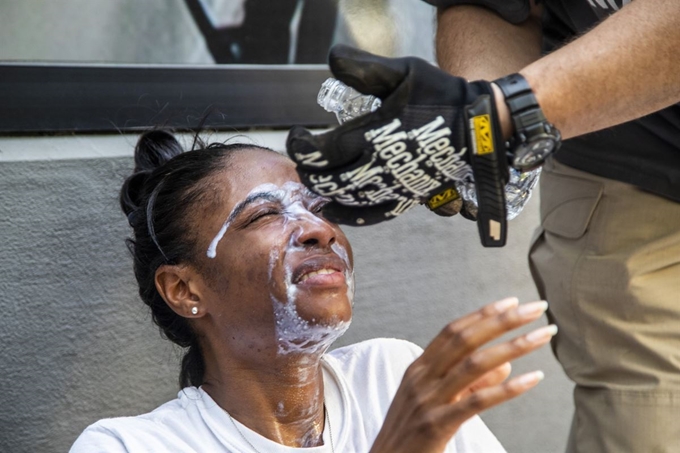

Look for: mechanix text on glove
[287,44,509,246]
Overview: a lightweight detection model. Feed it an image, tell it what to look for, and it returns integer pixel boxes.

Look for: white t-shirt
[71,338,506,453]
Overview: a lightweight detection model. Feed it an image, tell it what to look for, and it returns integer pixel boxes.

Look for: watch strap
[494,73,544,132]
[494,73,531,99]
[494,73,561,171]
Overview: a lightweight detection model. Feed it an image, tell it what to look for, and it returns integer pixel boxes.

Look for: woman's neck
[201,348,327,448]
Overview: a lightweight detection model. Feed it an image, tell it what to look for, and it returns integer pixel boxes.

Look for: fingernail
[525,324,559,343]
[493,297,519,312]
[517,301,548,318]
[512,370,545,389]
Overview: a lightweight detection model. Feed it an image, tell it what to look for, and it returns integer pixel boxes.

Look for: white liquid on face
[209,182,353,356]
[274,207,351,356]
[207,183,282,258]
[207,182,329,258]
[272,292,351,356]
[331,242,355,307]
[206,221,231,258]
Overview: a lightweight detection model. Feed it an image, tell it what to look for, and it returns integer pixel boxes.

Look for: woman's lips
[297,267,346,286]
[291,256,347,288]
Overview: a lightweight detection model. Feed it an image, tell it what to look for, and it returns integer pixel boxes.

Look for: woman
[71,130,555,453]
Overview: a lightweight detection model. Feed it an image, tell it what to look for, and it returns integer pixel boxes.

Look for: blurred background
[0,1,572,452]
[0,0,435,64]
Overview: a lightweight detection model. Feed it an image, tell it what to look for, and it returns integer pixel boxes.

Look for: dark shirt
[423,0,680,201]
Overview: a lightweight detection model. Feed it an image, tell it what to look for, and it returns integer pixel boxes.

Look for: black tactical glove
[287,45,509,247]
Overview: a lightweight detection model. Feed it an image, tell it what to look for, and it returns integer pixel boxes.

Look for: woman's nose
[292,216,336,249]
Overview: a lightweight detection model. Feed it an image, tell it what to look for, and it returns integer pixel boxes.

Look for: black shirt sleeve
[421,0,531,24]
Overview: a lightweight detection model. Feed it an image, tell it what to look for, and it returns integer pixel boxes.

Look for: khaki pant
[529,158,680,453]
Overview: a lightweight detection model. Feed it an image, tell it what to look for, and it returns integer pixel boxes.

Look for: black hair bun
[134,130,184,173]
[120,130,184,218]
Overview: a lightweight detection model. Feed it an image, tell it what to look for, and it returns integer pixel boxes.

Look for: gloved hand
[287,44,510,246]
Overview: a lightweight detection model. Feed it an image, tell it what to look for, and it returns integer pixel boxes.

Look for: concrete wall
[0,133,572,453]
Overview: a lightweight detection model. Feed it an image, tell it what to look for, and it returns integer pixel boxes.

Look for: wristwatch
[493,73,561,172]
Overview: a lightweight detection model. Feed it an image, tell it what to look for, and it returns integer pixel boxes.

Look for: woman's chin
[278,315,351,350]
[292,290,353,325]
[271,290,352,356]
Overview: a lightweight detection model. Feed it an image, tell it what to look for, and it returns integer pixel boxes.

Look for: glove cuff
[464,82,509,247]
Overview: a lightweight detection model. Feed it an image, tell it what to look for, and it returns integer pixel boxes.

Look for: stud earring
[191,307,198,315]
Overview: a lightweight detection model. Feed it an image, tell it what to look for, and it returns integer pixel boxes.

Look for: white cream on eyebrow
[206,183,280,258]
[206,182,329,258]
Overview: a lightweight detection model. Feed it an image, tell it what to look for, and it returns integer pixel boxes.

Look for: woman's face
[195,149,353,357]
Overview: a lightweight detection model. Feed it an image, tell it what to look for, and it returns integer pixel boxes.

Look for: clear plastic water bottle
[455,168,541,220]
[317,78,539,220]
[318,78,382,124]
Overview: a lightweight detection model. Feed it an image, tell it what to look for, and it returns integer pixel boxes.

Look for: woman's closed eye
[247,207,281,224]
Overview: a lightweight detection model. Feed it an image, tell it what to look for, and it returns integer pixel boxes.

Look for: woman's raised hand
[369,298,556,453]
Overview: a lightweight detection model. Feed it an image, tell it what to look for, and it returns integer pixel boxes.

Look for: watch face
[513,139,555,170]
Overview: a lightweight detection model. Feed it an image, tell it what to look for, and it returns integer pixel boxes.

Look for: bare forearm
[435,5,542,138]
[436,0,680,140]
[436,5,542,81]
[522,0,680,138]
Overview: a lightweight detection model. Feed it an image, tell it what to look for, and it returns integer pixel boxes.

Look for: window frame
[0,63,335,134]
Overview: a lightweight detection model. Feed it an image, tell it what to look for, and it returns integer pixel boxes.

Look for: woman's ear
[155,265,204,318]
